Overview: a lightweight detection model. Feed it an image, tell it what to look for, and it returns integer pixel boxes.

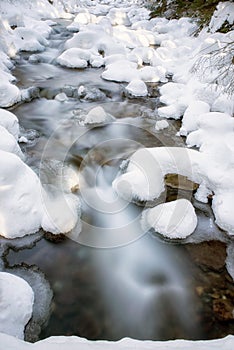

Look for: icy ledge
[0,333,234,350]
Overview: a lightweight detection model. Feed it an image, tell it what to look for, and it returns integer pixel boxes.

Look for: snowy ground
[0,0,234,348]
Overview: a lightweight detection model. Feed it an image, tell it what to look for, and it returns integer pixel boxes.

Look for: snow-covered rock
[0,272,34,339]
[0,108,19,139]
[179,101,210,136]
[142,199,197,239]
[155,120,169,131]
[57,48,90,68]
[102,60,138,82]
[125,79,148,97]
[77,106,115,125]
[0,82,21,108]
[0,150,80,239]
[0,125,24,159]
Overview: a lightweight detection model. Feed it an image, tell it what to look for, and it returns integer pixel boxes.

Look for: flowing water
[3,19,233,342]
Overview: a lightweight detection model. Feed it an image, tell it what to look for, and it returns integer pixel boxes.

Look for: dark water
[4,19,232,343]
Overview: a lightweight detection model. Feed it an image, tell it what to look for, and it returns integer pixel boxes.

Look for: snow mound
[102,59,138,82]
[141,199,197,239]
[155,120,169,131]
[0,150,80,239]
[77,106,115,125]
[0,82,21,108]
[57,48,90,68]
[0,125,24,159]
[0,108,19,139]
[125,79,148,97]
[0,272,34,339]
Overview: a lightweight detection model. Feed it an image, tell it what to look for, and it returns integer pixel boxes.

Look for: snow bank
[0,272,34,339]
[141,199,197,239]
[0,149,80,239]
[0,108,19,139]
[0,333,234,350]
[0,125,24,159]
[0,81,21,108]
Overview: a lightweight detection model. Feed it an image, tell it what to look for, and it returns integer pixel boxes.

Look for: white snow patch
[57,48,90,68]
[0,108,19,139]
[125,79,148,97]
[0,82,21,108]
[78,106,115,125]
[0,333,234,350]
[141,199,197,239]
[0,272,34,339]
[155,120,169,131]
[0,125,24,159]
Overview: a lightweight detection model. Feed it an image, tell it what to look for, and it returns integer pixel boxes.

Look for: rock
[165,173,199,191]
[213,298,234,321]
[185,241,227,271]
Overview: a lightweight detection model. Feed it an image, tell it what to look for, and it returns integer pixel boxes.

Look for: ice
[0,272,34,339]
[141,199,197,239]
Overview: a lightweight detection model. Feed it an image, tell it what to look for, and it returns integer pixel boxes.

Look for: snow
[0,149,80,238]
[0,125,24,159]
[76,106,115,125]
[0,333,234,350]
[125,79,148,97]
[57,48,90,68]
[102,59,138,82]
[209,1,234,33]
[0,82,21,108]
[0,272,34,339]
[0,0,234,347]
[155,120,169,131]
[112,142,234,236]
[0,108,19,139]
[141,199,197,239]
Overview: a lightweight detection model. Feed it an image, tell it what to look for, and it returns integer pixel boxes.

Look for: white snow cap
[0,149,80,239]
[142,199,197,239]
[0,108,19,139]
[0,272,34,339]
[125,79,148,97]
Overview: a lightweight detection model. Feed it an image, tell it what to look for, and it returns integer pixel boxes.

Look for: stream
[2,18,234,342]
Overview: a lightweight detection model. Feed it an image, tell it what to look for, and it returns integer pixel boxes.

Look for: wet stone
[185,241,227,271]
[213,297,234,321]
